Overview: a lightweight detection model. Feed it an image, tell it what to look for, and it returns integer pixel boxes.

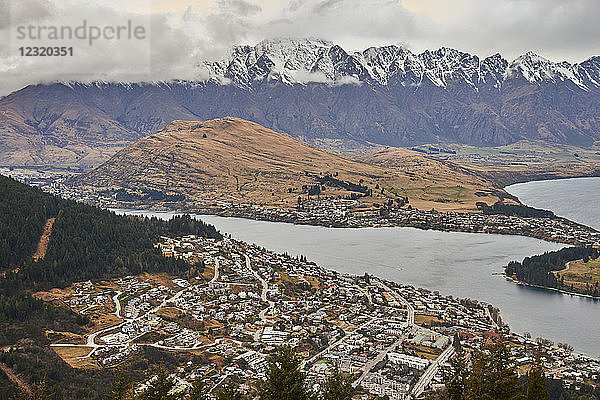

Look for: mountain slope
[0,174,221,398]
[202,39,600,90]
[0,83,201,168]
[356,146,489,186]
[74,118,504,211]
[2,39,600,168]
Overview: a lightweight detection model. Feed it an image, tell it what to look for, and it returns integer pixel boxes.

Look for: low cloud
[331,75,361,86]
[289,70,330,84]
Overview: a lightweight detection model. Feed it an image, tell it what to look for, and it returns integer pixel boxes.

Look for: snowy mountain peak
[202,39,599,90]
[508,52,555,80]
[506,51,594,89]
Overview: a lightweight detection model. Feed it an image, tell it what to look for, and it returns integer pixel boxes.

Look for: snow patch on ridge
[195,39,600,91]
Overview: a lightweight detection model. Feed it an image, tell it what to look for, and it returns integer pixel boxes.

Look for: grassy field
[556,257,600,290]
[331,320,356,332]
[33,287,74,302]
[427,141,600,187]
[45,330,86,345]
[139,272,180,291]
[52,346,98,369]
[156,307,183,320]
[414,314,444,328]
[276,270,299,285]
[202,265,215,281]
[403,343,441,360]
[304,275,324,290]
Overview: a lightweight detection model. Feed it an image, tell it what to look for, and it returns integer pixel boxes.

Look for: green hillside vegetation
[0,175,220,291]
[0,175,221,398]
[102,343,600,400]
[433,340,600,400]
[506,247,600,297]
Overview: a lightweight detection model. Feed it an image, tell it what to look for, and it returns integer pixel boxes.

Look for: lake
[118,178,600,357]
[506,177,600,231]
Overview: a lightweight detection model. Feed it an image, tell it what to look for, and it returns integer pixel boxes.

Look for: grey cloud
[218,0,262,16]
[1,0,600,95]
[0,1,201,93]
[414,0,600,61]
[313,0,345,14]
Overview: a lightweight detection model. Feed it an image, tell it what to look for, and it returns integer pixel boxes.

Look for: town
[3,167,599,248]
[43,234,600,399]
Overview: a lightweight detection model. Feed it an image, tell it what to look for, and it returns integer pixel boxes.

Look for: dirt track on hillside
[0,362,32,396]
[33,218,55,261]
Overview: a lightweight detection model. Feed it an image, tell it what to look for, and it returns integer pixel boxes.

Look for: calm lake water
[506,177,600,231]
[118,178,600,357]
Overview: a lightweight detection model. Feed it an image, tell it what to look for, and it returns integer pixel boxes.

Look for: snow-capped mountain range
[201,38,600,90]
[1,38,600,169]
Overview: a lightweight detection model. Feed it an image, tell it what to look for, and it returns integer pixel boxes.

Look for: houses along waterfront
[45,235,600,398]
[4,168,599,247]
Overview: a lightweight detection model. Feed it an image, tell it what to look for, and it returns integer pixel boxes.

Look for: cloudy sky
[1,0,600,94]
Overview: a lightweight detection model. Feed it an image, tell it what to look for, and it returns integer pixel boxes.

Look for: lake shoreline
[119,207,600,356]
[484,169,600,188]
[503,273,600,300]
[503,177,600,299]
[505,177,600,231]
[125,202,600,300]
[111,201,599,248]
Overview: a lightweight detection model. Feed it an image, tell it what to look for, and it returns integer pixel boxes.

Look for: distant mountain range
[1,38,600,168]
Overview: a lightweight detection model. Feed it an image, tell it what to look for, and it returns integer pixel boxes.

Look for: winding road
[377,279,415,327]
[77,285,189,352]
[245,254,274,323]
[210,259,220,283]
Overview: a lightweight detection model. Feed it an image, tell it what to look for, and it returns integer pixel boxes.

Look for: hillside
[0,174,221,285]
[0,174,221,398]
[0,84,142,169]
[74,117,504,212]
[2,39,600,169]
[356,146,513,207]
[356,146,488,186]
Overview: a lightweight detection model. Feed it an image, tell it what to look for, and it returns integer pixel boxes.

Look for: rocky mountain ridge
[201,38,600,89]
[1,38,599,168]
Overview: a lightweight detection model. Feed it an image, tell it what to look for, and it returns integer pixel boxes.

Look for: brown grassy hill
[356,146,510,210]
[75,118,504,211]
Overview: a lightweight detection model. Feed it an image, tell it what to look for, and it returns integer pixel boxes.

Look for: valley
[426,141,600,187]
[2,120,600,399]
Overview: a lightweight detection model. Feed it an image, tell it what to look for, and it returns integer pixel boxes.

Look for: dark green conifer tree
[442,352,470,400]
[29,381,53,400]
[526,363,549,400]
[215,384,245,400]
[258,346,312,400]
[465,341,525,400]
[322,368,354,400]
[106,372,133,400]
[188,379,210,400]
[138,368,174,400]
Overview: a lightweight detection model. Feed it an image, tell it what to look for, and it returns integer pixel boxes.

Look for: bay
[119,203,600,357]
